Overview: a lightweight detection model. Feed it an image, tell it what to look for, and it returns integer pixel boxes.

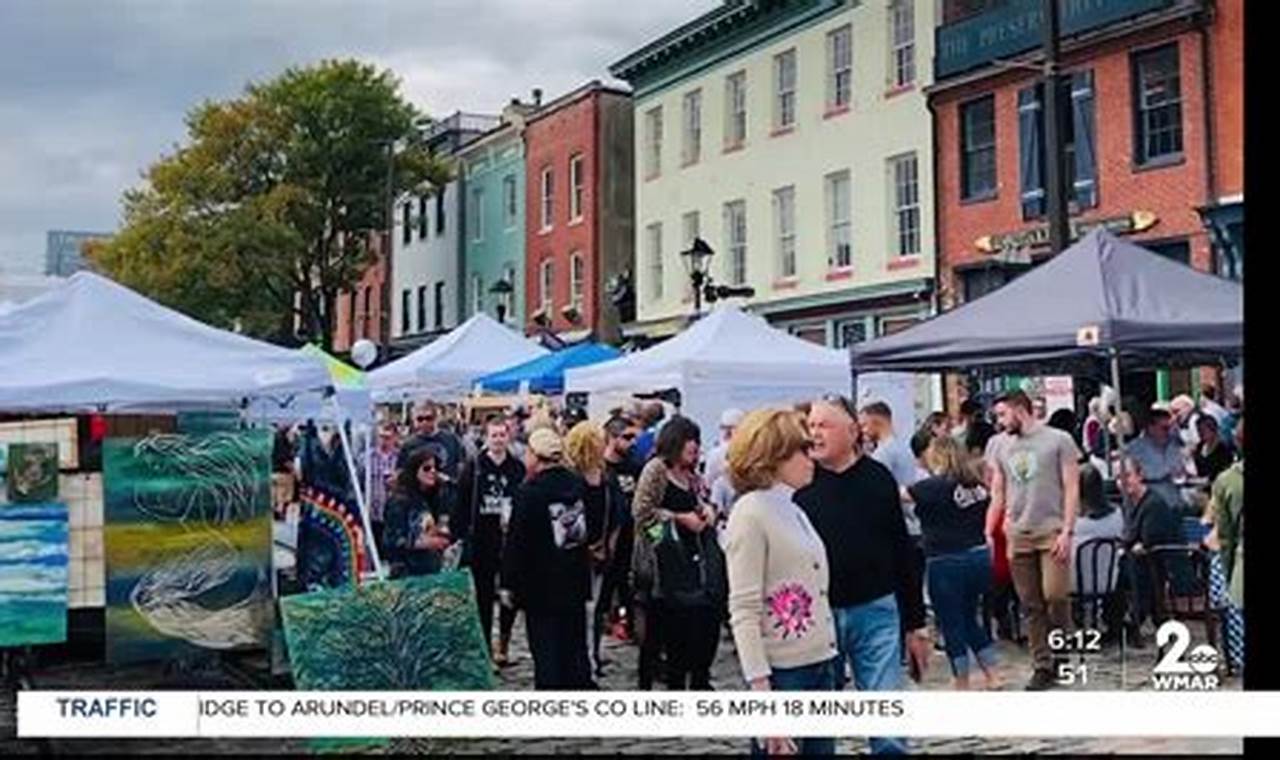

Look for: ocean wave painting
[103,432,273,664]
[0,501,68,647]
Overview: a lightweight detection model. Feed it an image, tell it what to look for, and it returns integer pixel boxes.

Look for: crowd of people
[274,380,1243,755]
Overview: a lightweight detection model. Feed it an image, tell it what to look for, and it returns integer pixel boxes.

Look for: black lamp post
[681,237,716,319]
[488,277,514,325]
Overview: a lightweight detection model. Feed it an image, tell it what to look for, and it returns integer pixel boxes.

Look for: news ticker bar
[16,691,1278,738]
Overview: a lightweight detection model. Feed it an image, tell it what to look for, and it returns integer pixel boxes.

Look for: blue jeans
[926,545,998,679]
[749,657,837,757]
[834,594,908,755]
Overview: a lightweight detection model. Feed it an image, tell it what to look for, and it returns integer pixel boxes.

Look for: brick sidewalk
[2,618,1243,755]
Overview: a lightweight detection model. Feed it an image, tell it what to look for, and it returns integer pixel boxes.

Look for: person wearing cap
[398,400,468,481]
[499,428,595,689]
[705,408,745,489]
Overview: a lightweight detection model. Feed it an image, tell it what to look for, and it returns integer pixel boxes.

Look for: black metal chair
[1071,537,1127,664]
[1145,544,1224,674]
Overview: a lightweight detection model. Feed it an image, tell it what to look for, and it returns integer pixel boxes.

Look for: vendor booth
[475,342,621,395]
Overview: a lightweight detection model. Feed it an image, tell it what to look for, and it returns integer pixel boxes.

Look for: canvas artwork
[7,443,59,503]
[0,501,69,646]
[103,431,274,663]
[280,570,494,691]
[297,486,367,589]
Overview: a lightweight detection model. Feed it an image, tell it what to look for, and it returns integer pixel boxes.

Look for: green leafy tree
[91,59,449,349]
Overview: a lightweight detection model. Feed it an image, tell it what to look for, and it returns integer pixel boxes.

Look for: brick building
[929,0,1243,409]
[522,81,634,343]
[332,231,388,355]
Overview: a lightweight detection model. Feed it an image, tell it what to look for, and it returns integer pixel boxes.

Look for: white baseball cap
[720,408,745,428]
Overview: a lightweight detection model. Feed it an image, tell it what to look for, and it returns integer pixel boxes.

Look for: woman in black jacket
[383,445,456,578]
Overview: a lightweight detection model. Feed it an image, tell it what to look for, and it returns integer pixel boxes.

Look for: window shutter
[1071,70,1098,209]
[1018,85,1045,219]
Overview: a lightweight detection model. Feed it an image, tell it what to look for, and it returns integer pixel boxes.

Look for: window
[1146,239,1191,267]
[827,25,853,110]
[418,196,428,239]
[502,263,517,314]
[540,167,554,231]
[570,252,585,309]
[1133,44,1183,165]
[401,289,410,334]
[682,90,702,166]
[570,154,585,221]
[725,71,747,148]
[646,222,664,302]
[773,49,797,130]
[402,202,412,245]
[539,259,554,313]
[472,273,483,316]
[682,211,700,249]
[773,186,796,278]
[470,187,484,242]
[889,0,915,88]
[362,286,373,338]
[826,170,852,268]
[503,174,517,229]
[890,153,920,256]
[1018,71,1098,218]
[347,292,357,340]
[435,191,446,234]
[724,200,747,286]
[416,285,427,332]
[433,282,445,329]
[960,95,996,200]
[644,106,663,179]
[836,319,868,349]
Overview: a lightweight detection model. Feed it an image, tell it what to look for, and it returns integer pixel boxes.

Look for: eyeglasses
[415,416,435,422]
[419,463,438,473]
[620,433,637,442]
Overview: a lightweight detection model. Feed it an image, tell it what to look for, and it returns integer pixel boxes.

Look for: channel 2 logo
[1150,620,1221,691]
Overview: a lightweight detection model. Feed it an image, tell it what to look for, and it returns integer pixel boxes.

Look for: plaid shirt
[369,447,399,522]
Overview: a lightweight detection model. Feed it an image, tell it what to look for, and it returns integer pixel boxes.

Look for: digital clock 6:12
[1049,628,1102,653]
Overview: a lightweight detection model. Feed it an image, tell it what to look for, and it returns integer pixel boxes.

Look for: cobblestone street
[2,616,1243,755]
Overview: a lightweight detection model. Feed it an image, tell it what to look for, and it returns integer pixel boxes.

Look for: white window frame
[724,200,747,286]
[827,25,853,110]
[889,0,916,89]
[681,210,700,250]
[826,170,853,269]
[644,106,663,180]
[569,251,585,309]
[502,174,517,229]
[569,154,585,222]
[774,49,797,130]
[470,186,484,243]
[773,186,796,279]
[725,71,747,149]
[539,259,554,313]
[502,263,517,314]
[540,167,554,231]
[647,222,664,302]
[472,273,483,316]
[682,89,702,166]
[890,152,921,256]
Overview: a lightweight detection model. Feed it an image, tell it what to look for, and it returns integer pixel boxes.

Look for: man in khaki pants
[985,391,1080,690]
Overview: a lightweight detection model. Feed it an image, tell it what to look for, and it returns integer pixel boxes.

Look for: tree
[91,59,450,349]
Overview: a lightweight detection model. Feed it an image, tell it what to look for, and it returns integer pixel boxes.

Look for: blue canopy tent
[476,342,622,395]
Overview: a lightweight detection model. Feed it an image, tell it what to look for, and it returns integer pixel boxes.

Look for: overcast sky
[0,0,718,274]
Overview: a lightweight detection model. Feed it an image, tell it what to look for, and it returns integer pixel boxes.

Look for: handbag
[655,519,727,610]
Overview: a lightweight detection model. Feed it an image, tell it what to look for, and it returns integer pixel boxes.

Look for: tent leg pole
[1108,350,1124,479]
[332,397,386,580]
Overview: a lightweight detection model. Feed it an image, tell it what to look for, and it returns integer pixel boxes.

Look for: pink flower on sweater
[766,582,814,639]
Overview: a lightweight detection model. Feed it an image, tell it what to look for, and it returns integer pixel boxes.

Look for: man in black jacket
[1118,454,1191,634]
[500,428,594,689]
[453,416,526,666]
[795,396,929,756]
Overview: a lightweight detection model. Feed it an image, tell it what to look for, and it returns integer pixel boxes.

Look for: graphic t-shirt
[908,475,991,557]
[989,425,1080,536]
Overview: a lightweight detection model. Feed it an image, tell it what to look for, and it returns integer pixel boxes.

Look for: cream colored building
[611,0,937,354]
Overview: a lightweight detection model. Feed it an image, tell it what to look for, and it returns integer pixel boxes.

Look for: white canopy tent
[564,305,852,446]
[368,312,549,401]
[0,271,384,576]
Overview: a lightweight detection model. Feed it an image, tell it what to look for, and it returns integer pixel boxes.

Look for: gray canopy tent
[850,229,1243,470]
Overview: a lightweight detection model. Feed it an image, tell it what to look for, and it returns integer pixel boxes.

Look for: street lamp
[488,277,514,325]
[681,237,716,318]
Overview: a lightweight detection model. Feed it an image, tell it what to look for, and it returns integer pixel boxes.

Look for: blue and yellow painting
[0,501,69,646]
[103,431,273,663]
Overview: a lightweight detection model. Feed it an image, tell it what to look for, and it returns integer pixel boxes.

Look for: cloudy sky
[0,0,718,274]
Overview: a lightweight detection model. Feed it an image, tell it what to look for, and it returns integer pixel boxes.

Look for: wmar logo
[1150,620,1221,691]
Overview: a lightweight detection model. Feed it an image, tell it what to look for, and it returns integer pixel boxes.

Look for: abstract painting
[297,486,367,589]
[280,570,494,691]
[7,443,59,503]
[0,501,69,646]
[103,431,273,664]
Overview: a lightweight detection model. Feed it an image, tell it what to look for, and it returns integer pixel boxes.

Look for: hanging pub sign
[975,211,1158,255]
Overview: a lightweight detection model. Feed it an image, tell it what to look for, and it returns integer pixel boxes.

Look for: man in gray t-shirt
[986,391,1080,691]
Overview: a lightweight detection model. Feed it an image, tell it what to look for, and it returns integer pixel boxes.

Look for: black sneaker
[1025,668,1058,691]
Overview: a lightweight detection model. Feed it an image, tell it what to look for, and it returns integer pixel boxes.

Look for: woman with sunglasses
[724,408,837,756]
[383,445,457,578]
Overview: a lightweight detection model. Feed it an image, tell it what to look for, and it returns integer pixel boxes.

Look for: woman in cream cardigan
[725,408,839,756]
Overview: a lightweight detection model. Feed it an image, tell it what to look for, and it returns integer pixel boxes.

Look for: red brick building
[332,231,388,354]
[523,81,634,343]
[930,0,1243,408]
